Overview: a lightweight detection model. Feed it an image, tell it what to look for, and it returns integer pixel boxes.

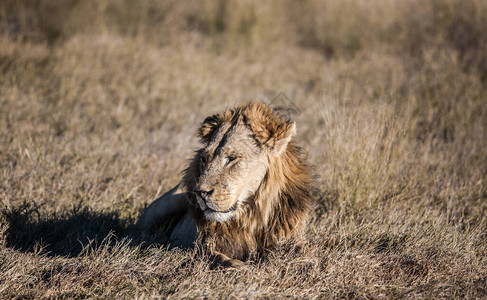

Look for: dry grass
[1,0,486,298]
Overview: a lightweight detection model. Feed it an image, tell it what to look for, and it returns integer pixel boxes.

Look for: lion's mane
[182,103,313,260]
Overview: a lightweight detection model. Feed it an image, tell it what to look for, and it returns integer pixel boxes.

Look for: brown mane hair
[183,103,313,260]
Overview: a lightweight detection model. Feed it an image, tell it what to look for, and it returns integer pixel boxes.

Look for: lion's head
[183,102,312,259]
[186,103,296,222]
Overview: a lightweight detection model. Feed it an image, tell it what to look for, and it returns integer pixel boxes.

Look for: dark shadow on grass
[1,201,170,258]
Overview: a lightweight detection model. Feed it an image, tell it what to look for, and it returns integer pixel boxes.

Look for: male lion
[136,102,313,267]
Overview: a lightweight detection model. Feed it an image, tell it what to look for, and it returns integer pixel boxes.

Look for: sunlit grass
[0,0,486,298]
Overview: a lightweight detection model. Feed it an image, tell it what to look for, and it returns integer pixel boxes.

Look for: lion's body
[137,103,313,266]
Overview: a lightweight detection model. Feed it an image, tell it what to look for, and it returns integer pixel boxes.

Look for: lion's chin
[203,209,235,223]
[196,194,239,223]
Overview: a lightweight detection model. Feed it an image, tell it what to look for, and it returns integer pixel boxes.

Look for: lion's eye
[226,156,238,165]
[200,155,207,166]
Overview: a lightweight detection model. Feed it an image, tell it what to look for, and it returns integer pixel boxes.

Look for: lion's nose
[195,188,214,201]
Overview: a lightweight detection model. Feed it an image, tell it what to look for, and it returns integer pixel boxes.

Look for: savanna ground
[1,0,486,298]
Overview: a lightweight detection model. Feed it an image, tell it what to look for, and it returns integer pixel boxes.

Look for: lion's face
[195,122,268,222]
[188,103,297,223]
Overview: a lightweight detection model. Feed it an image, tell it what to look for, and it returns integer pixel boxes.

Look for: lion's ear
[198,109,235,143]
[272,121,296,155]
[249,117,296,155]
[199,114,221,143]
[242,103,296,155]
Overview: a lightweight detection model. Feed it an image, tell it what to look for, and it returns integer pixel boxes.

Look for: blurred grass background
[0,0,486,298]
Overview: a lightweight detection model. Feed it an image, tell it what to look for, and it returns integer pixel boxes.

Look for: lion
[136,102,313,268]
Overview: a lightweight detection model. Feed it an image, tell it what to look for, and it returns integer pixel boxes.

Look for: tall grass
[1,0,486,298]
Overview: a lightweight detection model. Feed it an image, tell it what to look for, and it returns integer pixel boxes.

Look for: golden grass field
[1,0,486,298]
